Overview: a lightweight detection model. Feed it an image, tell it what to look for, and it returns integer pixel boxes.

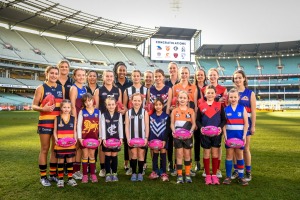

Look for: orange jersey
[173,83,197,102]
[172,107,194,130]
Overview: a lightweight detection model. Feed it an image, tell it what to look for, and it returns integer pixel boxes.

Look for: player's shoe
[245,172,252,181]
[216,170,222,178]
[211,175,220,185]
[171,169,177,177]
[67,178,77,187]
[205,175,212,185]
[161,173,169,182]
[185,175,192,183]
[223,177,231,185]
[112,173,119,182]
[149,171,159,179]
[81,175,88,183]
[126,168,133,175]
[72,171,83,180]
[130,173,137,182]
[190,170,196,177]
[176,175,184,184]
[91,174,98,183]
[40,177,51,187]
[238,178,249,186]
[195,161,201,171]
[137,173,143,181]
[57,180,64,188]
[105,174,112,182]
[48,175,59,183]
[202,170,206,177]
[231,171,239,179]
[99,169,106,177]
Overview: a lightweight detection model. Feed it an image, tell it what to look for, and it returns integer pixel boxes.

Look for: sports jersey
[101,111,123,140]
[201,84,226,103]
[98,85,120,113]
[197,101,223,128]
[239,88,253,131]
[38,83,63,134]
[173,83,197,109]
[57,76,73,100]
[126,85,148,107]
[115,77,133,94]
[172,107,194,130]
[73,84,87,116]
[127,107,146,139]
[225,104,245,140]
[77,108,101,140]
[165,79,179,88]
[54,115,76,154]
[149,112,170,142]
[149,85,170,109]
[86,84,100,95]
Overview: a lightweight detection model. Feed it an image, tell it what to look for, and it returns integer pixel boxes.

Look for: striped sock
[39,164,47,178]
[225,160,233,178]
[246,165,251,173]
[66,162,73,180]
[49,162,57,177]
[184,161,191,176]
[57,163,64,180]
[177,164,183,176]
[82,158,88,175]
[237,159,245,178]
[234,164,238,172]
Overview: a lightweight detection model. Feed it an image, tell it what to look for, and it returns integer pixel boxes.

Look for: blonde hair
[44,66,59,81]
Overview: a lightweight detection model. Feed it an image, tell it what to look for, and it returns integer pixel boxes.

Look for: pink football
[82,138,100,149]
[174,128,192,140]
[129,138,145,147]
[201,126,220,137]
[148,139,164,150]
[226,138,245,149]
[57,137,76,147]
[106,138,121,149]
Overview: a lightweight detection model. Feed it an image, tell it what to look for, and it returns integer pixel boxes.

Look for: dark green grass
[0,111,300,200]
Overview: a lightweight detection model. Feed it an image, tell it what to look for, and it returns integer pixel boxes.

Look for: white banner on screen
[150,38,191,62]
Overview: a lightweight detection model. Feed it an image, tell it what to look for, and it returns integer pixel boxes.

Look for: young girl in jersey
[197,85,226,185]
[101,97,123,182]
[223,88,249,186]
[171,91,196,184]
[77,93,101,183]
[125,93,149,182]
[148,97,170,181]
[69,68,87,180]
[53,99,77,187]
[231,70,256,181]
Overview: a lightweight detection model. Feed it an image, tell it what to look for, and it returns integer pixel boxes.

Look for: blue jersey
[149,112,169,142]
[74,84,87,116]
[225,104,245,140]
[239,88,252,132]
[149,85,170,110]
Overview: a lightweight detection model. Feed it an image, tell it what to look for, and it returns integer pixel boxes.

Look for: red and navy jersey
[225,104,245,140]
[239,88,253,130]
[127,107,146,139]
[201,84,226,103]
[38,83,63,134]
[98,85,120,113]
[197,101,226,129]
[74,84,87,116]
[54,115,76,152]
[149,85,170,110]
[149,112,170,142]
[80,108,100,139]
[101,111,123,140]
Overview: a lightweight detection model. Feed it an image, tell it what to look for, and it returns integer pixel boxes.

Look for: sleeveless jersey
[173,83,197,109]
[225,104,245,140]
[199,101,222,127]
[98,85,120,113]
[86,84,99,95]
[81,108,101,139]
[201,84,226,103]
[38,83,63,134]
[54,115,76,154]
[57,76,73,100]
[149,85,170,109]
[172,107,194,130]
[239,88,253,131]
[126,86,148,107]
[74,84,87,116]
[127,107,146,139]
[149,112,169,141]
[101,111,123,140]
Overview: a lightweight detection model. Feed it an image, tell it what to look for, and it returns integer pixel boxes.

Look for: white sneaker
[48,176,59,183]
[190,170,196,177]
[99,169,106,177]
[202,170,206,177]
[40,177,51,187]
[125,168,132,175]
[72,171,83,180]
[67,178,77,187]
[217,169,222,178]
[57,180,64,188]
[170,170,177,177]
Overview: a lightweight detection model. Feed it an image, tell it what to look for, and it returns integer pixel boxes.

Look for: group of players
[32,60,256,187]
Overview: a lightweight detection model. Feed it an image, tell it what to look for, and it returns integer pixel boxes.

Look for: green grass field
[0,111,299,200]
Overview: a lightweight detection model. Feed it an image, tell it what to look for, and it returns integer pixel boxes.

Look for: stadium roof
[196,40,300,57]
[151,27,199,40]
[0,0,158,46]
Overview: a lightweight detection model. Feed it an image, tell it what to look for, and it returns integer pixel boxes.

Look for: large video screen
[150,38,191,62]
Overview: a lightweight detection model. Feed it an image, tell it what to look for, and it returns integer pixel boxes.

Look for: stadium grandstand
[0,0,299,111]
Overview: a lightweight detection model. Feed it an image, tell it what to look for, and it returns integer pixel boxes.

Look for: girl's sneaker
[149,171,159,179]
[245,172,252,181]
[211,175,220,185]
[40,177,51,187]
[223,177,231,185]
[82,175,88,183]
[137,173,143,181]
[73,171,83,180]
[112,173,119,182]
[238,178,249,186]
[216,170,222,178]
[185,175,192,183]
[131,173,137,182]
[99,169,106,177]
[91,174,98,183]
[57,180,64,188]
[176,175,184,184]
[105,174,112,182]
[161,173,169,182]
[205,175,212,185]
[231,171,239,179]
[67,178,77,187]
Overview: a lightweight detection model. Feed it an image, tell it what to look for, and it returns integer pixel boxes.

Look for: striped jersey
[37,83,63,134]
[101,111,123,140]
[225,104,245,140]
[149,112,169,142]
[73,84,87,116]
[172,107,194,130]
[126,86,148,107]
[149,85,170,109]
[77,108,101,139]
[127,107,146,139]
[239,88,253,130]
[98,85,120,113]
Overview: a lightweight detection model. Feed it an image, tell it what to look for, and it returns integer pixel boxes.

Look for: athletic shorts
[55,152,75,159]
[129,145,147,150]
[200,134,222,149]
[174,138,193,149]
[102,145,121,152]
[37,126,53,134]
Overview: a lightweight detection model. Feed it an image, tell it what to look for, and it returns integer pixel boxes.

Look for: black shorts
[200,134,222,149]
[129,145,147,150]
[102,145,121,152]
[55,152,75,159]
[174,138,193,149]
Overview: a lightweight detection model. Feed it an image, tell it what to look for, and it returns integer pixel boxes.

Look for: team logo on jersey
[83,114,89,117]
[102,92,107,95]
[201,108,207,113]
[106,119,111,123]
[70,123,74,128]
[95,113,98,118]
[241,96,249,101]
[108,124,117,136]
[238,112,242,117]
[186,114,191,119]
[130,116,135,119]
[175,113,180,117]
[57,91,63,98]
[139,115,144,119]
[227,113,232,116]
[83,120,98,133]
